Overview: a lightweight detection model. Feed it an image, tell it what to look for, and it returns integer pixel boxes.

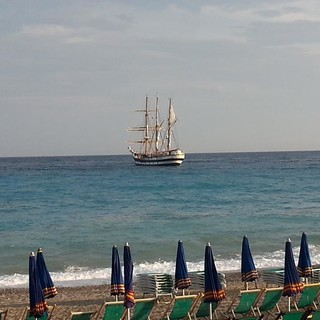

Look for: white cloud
[21,24,71,37]
[289,43,320,57]
[19,24,97,44]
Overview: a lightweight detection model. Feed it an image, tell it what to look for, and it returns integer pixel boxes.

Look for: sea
[1,151,320,289]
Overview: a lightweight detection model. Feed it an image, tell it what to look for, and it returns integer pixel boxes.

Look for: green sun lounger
[226,289,264,318]
[97,301,126,320]
[293,283,320,310]
[161,294,198,320]
[308,309,320,320]
[193,299,218,320]
[21,305,56,320]
[130,298,158,320]
[65,311,97,320]
[278,309,313,320]
[256,287,283,319]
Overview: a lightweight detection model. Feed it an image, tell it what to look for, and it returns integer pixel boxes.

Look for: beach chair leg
[20,307,28,320]
[251,306,257,316]
[301,309,313,320]
[274,312,284,320]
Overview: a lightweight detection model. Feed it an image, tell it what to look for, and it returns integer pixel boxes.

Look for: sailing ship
[128,96,185,166]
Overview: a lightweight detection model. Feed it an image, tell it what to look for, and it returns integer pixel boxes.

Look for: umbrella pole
[115,295,118,301]
[288,297,291,312]
[127,308,130,320]
[182,289,185,296]
[210,302,213,320]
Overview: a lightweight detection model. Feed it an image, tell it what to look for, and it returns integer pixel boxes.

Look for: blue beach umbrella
[111,245,125,300]
[298,232,313,279]
[241,236,259,289]
[174,240,191,293]
[29,252,48,318]
[204,243,225,319]
[283,239,304,311]
[36,248,58,299]
[124,242,134,319]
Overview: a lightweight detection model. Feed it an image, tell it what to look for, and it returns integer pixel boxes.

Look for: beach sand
[0,272,274,320]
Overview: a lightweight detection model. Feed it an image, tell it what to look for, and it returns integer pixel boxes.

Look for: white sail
[169,106,177,125]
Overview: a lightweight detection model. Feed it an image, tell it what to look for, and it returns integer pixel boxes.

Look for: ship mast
[167,98,172,151]
[155,95,159,152]
[144,96,149,155]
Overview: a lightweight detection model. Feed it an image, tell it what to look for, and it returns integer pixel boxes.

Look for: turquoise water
[1,151,320,288]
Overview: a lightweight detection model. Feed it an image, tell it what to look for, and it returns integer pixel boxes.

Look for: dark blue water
[1,151,320,287]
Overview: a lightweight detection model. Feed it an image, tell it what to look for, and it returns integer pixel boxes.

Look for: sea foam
[1,244,319,288]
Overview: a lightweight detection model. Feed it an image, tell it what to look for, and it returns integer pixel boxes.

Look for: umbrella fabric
[174,240,191,289]
[29,252,48,318]
[298,232,313,278]
[123,243,134,308]
[111,245,125,296]
[283,239,304,297]
[204,243,226,303]
[36,248,58,299]
[241,236,259,282]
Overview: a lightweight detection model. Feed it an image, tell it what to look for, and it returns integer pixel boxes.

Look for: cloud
[19,24,96,44]
[21,24,71,37]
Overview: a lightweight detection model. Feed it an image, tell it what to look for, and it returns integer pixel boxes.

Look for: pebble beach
[0,272,273,320]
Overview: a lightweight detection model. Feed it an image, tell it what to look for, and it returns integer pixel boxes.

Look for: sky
[1,0,320,157]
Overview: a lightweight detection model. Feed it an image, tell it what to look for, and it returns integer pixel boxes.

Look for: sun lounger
[308,309,320,320]
[97,301,126,320]
[260,269,284,287]
[225,289,264,318]
[136,273,174,297]
[293,283,320,310]
[129,298,158,320]
[20,305,56,320]
[0,309,8,320]
[188,271,227,291]
[65,311,97,320]
[276,309,313,320]
[192,299,218,320]
[255,287,282,319]
[161,294,199,320]
[187,292,221,320]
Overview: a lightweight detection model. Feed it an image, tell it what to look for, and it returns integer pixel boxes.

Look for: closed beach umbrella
[174,240,191,293]
[283,239,304,311]
[124,243,134,319]
[204,243,226,320]
[241,235,259,289]
[29,252,48,318]
[111,245,125,300]
[36,248,58,299]
[298,232,313,279]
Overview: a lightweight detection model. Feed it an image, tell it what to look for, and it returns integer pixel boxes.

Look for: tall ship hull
[128,96,185,166]
[131,149,185,166]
